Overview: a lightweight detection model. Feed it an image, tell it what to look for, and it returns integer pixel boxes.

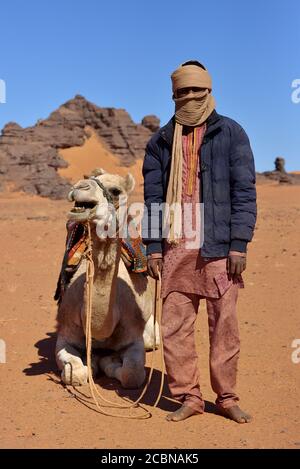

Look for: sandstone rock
[141,115,160,133]
[256,156,300,185]
[0,95,159,198]
[275,157,286,173]
[260,156,300,185]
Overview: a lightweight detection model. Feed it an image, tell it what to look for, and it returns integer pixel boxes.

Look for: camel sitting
[55,169,159,389]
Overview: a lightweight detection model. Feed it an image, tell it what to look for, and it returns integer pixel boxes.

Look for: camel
[55,169,159,389]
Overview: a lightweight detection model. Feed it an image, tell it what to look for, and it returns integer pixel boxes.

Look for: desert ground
[0,153,299,448]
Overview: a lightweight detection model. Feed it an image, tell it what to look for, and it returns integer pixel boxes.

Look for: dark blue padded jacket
[142,110,257,258]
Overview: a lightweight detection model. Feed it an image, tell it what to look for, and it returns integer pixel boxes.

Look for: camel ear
[124,173,135,193]
[84,167,106,179]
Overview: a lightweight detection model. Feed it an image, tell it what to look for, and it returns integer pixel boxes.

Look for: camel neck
[87,231,121,340]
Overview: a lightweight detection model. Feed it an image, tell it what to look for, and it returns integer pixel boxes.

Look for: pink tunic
[161,124,244,299]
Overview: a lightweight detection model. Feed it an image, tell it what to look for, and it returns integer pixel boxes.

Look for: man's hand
[147,253,163,279]
[227,251,247,279]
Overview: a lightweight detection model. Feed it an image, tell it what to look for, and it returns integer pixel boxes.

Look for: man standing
[142,60,257,423]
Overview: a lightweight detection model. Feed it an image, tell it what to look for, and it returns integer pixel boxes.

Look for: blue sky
[0,0,299,171]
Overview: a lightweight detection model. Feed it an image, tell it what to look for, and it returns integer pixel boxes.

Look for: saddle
[54,219,147,304]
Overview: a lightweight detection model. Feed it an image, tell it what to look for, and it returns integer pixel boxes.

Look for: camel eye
[109,187,122,197]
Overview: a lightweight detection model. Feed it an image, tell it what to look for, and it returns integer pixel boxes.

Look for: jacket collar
[159,109,222,148]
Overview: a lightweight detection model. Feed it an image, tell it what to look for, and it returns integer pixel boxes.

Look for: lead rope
[83,221,165,419]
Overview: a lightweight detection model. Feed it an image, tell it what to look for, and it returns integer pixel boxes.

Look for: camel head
[67,168,135,232]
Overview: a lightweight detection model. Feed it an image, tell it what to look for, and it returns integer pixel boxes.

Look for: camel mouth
[72,201,97,211]
[68,200,98,221]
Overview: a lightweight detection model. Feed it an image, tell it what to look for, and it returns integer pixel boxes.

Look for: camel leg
[143,314,160,351]
[82,353,99,378]
[99,343,145,389]
[98,353,123,379]
[56,334,88,386]
[98,341,146,389]
[116,340,146,389]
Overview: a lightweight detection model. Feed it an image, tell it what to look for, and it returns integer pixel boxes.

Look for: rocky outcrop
[61,96,158,164]
[1,95,298,199]
[258,157,300,185]
[141,115,160,133]
[0,95,160,199]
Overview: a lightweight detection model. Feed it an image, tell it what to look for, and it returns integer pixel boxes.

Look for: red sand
[0,130,300,449]
[0,183,299,449]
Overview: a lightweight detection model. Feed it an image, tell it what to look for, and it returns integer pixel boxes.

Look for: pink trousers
[161,284,240,413]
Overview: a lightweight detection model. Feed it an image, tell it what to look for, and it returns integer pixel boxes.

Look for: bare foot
[219,405,252,424]
[166,404,201,422]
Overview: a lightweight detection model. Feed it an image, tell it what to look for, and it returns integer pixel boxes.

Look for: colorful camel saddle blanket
[54,220,147,303]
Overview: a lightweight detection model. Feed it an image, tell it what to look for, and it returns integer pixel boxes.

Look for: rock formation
[1,95,299,198]
[0,95,160,199]
[260,157,300,185]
